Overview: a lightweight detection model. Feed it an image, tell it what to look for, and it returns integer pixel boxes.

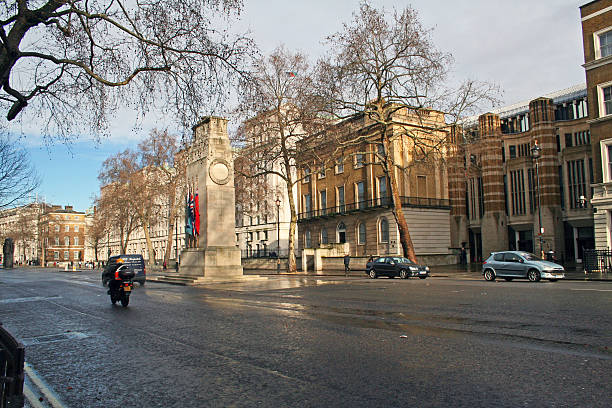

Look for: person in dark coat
[343,253,350,276]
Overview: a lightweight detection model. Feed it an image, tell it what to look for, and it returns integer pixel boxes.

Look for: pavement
[4,262,611,281]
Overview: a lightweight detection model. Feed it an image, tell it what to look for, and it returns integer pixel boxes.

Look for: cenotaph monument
[177,116,244,281]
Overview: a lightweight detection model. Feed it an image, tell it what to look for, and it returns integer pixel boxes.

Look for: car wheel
[528,269,541,282]
[483,269,495,281]
[139,281,145,286]
[369,269,378,279]
[399,269,408,279]
[504,277,513,282]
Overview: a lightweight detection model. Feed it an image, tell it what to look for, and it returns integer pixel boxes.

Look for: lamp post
[531,141,543,258]
[276,197,281,274]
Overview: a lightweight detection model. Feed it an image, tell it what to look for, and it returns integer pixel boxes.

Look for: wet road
[1,267,611,407]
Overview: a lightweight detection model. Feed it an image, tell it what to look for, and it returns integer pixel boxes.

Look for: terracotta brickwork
[38,205,86,266]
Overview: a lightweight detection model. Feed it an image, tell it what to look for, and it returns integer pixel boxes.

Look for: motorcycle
[107,264,135,307]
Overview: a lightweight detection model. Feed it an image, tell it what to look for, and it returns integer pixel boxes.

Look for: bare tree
[234,47,325,272]
[315,3,498,262]
[86,205,107,262]
[0,0,254,140]
[0,134,39,209]
[97,149,143,254]
[138,128,186,265]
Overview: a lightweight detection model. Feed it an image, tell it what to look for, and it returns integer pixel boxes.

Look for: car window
[522,253,542,261]
[376,258,385,263]
[399,257,413,264]
[493,253,504,261]
[504,253,520,262]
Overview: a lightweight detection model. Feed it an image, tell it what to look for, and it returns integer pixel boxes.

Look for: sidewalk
[244,263,612,281]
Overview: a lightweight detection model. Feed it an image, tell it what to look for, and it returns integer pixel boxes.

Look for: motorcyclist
[104,258,125,294]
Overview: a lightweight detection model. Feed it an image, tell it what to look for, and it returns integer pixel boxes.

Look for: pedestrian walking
[344,253,351,276]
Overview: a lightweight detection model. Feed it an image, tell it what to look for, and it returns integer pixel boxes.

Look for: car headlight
[425,266,430,271]
[409,266,418,271]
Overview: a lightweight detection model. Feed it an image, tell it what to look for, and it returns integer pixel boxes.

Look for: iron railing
[241,249,289,259]
[0,323,24,408]
[583,249,612,274]
[298,196,450,221]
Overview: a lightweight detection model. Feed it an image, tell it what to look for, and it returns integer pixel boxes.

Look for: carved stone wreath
[208,158,231,185]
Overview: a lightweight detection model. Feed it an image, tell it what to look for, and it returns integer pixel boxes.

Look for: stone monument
[3,238,14,269]
[177,116,244,281]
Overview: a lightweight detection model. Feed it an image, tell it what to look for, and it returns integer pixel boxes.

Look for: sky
[19,0,587,212]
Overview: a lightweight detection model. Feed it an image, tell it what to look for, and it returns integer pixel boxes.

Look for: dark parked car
[102,254,146,286]
[482,251,565,282]
[365,256,429,279]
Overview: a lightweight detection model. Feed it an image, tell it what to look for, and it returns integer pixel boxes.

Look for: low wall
[242,257,289,271]
[321,254,459,272]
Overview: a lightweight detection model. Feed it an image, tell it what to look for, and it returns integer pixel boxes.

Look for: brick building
[451,85,593,263]
[39,205,86,266]
[296,108,455,269]
[580,0,612,249]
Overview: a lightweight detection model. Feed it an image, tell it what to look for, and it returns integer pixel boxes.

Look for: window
[317,166,326,179]
[319,190,327,214]
[321,228,328,244]
[63,251,69,260]
[528,168,536,214]
[356,181,366,208]
[303,194,312,216]
[379,218,389,243]
[64,236,70,246]
[510,169,526,215]
[567,159,586,209]
[55,237,60,246]
[509,145,516,159]
[559,166,565,210]
[595,28,612,59]
[335,157,344,174]
[357,222,366,245]
[305,230,312,248]
[303,167,311,183]
[376,144,385,161]
[74,251,80,260]
[565,133,573,148]
[54,251,59,260]
[602,85,612,117]
[74,225,79,232]
[354,153,365,168]
[337,186,345,212]
[55,225,60,232]
[378,176,388,205]
[74,237,79,245]
[337,222,346,243]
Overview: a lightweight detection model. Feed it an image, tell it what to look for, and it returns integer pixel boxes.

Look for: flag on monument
[188,192,196,237]
[194,192,200,236]
[185,190,193,236]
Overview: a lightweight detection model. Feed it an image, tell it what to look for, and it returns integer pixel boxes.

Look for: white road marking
[570,288,612,292]
[0,296,62,304]
[24,363,68,408]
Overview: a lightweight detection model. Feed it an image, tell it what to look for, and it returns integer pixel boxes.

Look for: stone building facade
[452,85,593,263]
[581,0,612,249]
[0,202,46,264]
[295,109,454,266]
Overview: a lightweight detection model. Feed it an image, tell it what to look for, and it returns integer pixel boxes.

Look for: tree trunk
[142,220,155,266]
[285,179,298,273]
[383,131,418,264]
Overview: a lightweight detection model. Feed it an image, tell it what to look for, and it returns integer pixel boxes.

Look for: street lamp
[276,197,281,274]
[175,214,179,272]
[531,140,543,258]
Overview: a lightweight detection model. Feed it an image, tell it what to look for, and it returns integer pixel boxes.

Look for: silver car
[482,251,565,282]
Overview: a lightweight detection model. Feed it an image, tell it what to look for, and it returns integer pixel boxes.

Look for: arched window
[379,218,389,243]
[337,222,346,243]
[321,228,328,244]
[357,222,366,245]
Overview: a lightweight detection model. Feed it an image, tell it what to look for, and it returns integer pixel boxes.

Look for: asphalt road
[1,267,611,407]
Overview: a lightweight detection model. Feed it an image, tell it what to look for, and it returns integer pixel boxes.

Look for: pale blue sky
[15,0,587,211]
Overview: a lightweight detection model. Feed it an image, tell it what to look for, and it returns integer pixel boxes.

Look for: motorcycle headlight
[425,266,430,271]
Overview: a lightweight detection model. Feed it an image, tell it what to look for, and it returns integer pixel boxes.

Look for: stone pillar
[178,116,244,280]
[448,127,468,250]
[529,98,562,256]
[479,113,508,256]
